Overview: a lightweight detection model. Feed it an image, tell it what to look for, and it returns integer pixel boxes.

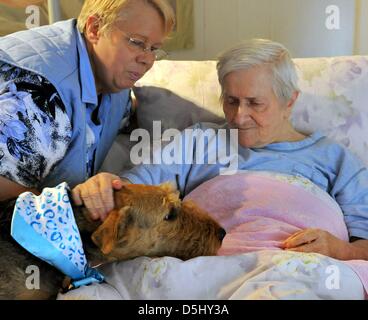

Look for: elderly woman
[0,0,175,200]
[74,39,368,261]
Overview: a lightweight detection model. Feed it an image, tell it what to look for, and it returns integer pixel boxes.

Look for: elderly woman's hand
[282,228,356,260]
[72,172,130,222]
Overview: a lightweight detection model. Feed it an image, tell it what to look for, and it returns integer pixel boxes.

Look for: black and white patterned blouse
[0,62,72,188]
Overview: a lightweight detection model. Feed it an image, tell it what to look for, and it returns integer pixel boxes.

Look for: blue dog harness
[11,182,105,289]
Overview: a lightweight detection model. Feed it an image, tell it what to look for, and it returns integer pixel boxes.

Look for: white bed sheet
[58,250,365,300]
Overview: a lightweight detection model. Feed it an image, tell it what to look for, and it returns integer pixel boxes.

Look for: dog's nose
[218,228,226,241]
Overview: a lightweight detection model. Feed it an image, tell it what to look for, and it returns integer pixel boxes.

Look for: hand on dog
[72,172,130,221]
[282,228,354,260]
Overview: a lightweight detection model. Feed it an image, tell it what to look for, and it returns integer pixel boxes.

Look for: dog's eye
[164,208,178,221]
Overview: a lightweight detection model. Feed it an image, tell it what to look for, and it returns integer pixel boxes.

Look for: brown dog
[0,183,225,300]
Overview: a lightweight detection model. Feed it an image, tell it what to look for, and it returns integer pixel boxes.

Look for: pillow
[99,134,135,175]
[133,86,225,135]
[133,60,225,135]
[292,56,368,166]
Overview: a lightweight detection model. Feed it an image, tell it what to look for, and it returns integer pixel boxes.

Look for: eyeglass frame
[123,33,169,61]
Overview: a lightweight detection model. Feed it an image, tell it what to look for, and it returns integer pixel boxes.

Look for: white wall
[169,0,365,60]
[355,0,368,55]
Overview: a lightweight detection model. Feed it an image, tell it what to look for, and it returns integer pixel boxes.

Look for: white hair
[217,39,299,104]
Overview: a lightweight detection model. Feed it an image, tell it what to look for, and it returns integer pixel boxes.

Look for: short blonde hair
[77,0,175,36]
[217,39,299,104]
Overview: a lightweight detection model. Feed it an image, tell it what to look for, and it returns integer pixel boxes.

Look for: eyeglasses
[125,35,168,61]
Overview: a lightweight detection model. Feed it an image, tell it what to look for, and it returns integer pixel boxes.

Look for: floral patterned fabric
[58,171,367,300]
[131,56,368,168]
[0,62,72,188]
[58,250,365,300]
[292,56,368,166]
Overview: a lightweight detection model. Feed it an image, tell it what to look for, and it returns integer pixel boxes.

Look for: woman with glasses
[0,0,175,202]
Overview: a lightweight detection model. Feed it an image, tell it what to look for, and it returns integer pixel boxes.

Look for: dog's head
[91,183,226,261]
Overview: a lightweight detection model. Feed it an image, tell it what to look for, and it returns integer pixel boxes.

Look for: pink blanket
[185,171,368,296]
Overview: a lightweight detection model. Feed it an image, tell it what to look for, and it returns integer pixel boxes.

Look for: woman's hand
[72,172,130,221]
[282,228,357,260]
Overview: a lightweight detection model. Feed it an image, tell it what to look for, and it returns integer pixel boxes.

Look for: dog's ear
[113,185,131,209]
[91,206,129,255]
[159,181,176,192]
[159,182,181,204]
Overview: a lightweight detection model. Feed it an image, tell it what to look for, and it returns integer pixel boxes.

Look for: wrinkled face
[223,66,294,148]
[86,1,166,93]
[91,184,225,261]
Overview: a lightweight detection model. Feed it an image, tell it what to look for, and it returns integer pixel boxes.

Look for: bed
[59,55,368,300]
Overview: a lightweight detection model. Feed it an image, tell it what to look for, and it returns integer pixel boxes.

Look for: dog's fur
[0,183,225,300]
